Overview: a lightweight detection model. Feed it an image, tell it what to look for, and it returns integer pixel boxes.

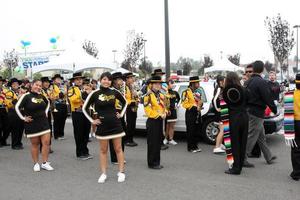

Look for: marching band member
[41,77,54,153]
[68,72,93,160]
[83,72,127,183]
[143,76,167,169]
[181,76,203,153]
[164,79,180,145]
[15,79,54,172]
[123,72,139,147]
[109,72,127,164]
[5,78,24,150]
[0,76,10,147]
[51,74,68,140]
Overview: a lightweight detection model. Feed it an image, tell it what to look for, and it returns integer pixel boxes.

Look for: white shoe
[213,147,225,154]
[89,133,92,138]
[220,144,226,150]
[92,133,96,138]
[41,162,54,171]
[163,139,168,145]
[33,163,40,172]
[98,173,107,183]
[169,140,177,145]
[117,172,126,183]
[58,137,65,140]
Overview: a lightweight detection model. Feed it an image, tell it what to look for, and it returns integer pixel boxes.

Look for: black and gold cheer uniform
[15,92,50,138]
[166,89,180,122]
[83,86,127,140]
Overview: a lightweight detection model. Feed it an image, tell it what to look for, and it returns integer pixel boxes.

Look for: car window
[178,85,207,103]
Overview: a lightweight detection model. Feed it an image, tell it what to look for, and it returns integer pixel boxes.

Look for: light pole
[112,50,117,67]
[294,25,300,73]
[164,0,170,79]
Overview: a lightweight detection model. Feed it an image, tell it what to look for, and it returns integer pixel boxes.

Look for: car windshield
[177,85,207,103]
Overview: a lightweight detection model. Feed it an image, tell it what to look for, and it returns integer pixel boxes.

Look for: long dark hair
[225,72,241,87]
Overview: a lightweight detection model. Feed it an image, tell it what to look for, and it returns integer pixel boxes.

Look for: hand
[116,112,121,119]
[217,108,221,112]
[167,111,171,116]
[24,116,33,123]
[161,113,166,119]
[92,119,101,125]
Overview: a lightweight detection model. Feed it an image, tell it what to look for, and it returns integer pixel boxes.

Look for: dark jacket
[246,74,277,118]
[268,81,280,101]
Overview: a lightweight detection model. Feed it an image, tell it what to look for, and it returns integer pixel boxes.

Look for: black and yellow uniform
[144,87,167,168]
[166,88,180,122]
[291,83,300,180]
[83,86,127,139]
[182,86,202,151]
[68,85,91,157]
[0,86,9,146]
[52,84,68,139]
[109,84,127,163]
[125,84,138,145]
[5,88,24,149]
[15,92,50,138]
[42,88,52,134]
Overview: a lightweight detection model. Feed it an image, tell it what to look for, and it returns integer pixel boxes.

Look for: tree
[122,30,145,71]
[82,40,99,58]
[0,67,11,79]
[3,49,19,78]
[265,14,295,80]
[228,53,240,66]
[264,61,274,72]
[83,72,93,78]
[33,72,42,80]
[175,57,193,75]
[198,56,213,75]
[139,59,153,78]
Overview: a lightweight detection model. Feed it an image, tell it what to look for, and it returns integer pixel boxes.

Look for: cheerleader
[164,79,180,145]
[181,76,203,153]
[15,79,54,172]
[83,72,127,183]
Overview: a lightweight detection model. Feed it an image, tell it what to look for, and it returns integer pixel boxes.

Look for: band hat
[189,76,200,83]
[112,72,124,80]
[7,78,22,87]
[223,85,245,106]
[52,74,64,80]
[123,72,135,79]
[41,77,52,83]
[70,72,85,80]
[295,74,300,84]
[150,75,164,83]
[151,69,166,76]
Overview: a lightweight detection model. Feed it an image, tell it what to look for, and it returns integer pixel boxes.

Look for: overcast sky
[0,0,299,65]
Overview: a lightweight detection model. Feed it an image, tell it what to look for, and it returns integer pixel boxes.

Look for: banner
[19,56,49,69]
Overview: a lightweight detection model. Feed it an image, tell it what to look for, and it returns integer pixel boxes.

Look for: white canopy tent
[32,48,114,74]
[204,57,244,73]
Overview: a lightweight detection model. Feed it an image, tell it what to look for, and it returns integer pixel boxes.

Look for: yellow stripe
[151,80,163,83]
[295,80,300,83]
[190,80,200,83]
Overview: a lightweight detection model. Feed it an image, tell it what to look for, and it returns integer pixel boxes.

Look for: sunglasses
[245,71,253,73]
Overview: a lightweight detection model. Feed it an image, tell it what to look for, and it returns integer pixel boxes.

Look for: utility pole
[164,0,170,79]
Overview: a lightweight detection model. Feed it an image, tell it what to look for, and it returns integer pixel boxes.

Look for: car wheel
[201,117,219,145]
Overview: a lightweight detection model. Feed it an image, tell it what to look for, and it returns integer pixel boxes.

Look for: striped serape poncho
[284,90,297,147]
[220,99,234,168]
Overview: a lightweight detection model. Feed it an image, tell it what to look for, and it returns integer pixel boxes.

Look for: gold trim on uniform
[95,132,125,140]
[25,129,51,138]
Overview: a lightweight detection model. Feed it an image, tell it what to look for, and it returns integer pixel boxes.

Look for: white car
[136,82,220,144]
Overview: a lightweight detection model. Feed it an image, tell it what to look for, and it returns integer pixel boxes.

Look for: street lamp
[164,0,170,79]
[112,50,117,66]
[294,25,300,73]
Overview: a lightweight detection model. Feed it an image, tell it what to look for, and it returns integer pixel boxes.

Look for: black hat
[223,85,245,106]
[296,74,300,83]
[7,78,22,87]
[70,72,85,80]
[83,78,91,85]
[52,74,64,80]
[151,69,165,76]
[41,77,51,83]
[150,76,164,83]
[123,72,135,79]
[112,72,124,80]
[189,76,200,83]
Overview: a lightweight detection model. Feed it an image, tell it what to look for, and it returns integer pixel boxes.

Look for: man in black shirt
[268,71,281,102]
[244,61,277,167]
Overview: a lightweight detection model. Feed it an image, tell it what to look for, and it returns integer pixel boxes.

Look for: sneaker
[189,148,201,153]
[213,147,225,154]
[98,173,107,183]
[41,162,54,171]
[220,144,226,150]
[169,140,177,145]
[77,154,93,161]
[163,138,169,145]
[92,133,96,138]
[117,172,126,183]
[267,156,277,164]
[33,163,40,172]
[58,137,65,140]
[89,133,92,138]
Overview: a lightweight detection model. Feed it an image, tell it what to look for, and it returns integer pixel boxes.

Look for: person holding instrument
[182,76,203,153]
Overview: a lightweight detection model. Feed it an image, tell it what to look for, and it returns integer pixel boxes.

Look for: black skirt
[166,108,177,122]
[24,116,50,138]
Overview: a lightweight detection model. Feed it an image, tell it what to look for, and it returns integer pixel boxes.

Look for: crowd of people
[0,60,299,183]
